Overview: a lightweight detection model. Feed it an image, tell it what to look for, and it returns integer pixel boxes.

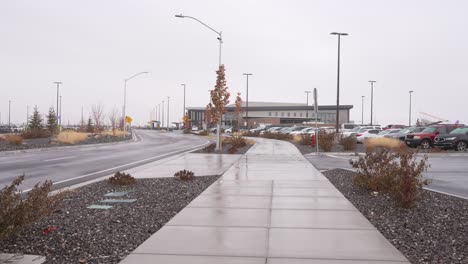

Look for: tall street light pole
[330,32,348,133]
[305,91,311,120]
[59,95,62,128]
[167,96,170,129]
[123,71,148,134]
[54,82,62,126]
[369,80,376,126]
[409,90,414,126]
[175,14,222,66]
[361,96,365,125]
[162,100,165,129]
[243,73,252,128]
[8,100,11,130]
[181,84,186,117]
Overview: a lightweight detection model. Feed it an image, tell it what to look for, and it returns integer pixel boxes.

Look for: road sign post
[314,88,319,155]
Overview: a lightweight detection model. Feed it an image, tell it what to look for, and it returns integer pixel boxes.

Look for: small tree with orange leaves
[210,64,230,151]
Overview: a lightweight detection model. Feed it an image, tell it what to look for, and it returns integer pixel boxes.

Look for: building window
[287,112,290,117]
[269,112,272,116]
[275,112,278,117]
[281,112,284,117]
[300,113,303,117]
[294,112,297,117]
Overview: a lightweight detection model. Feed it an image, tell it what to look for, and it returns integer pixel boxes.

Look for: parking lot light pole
[243,73,252,128]
[8,100,11,130]
[361,96,365,125]
[369,80,376,126]
[409,90,414,126]
[330,32,348,133]
[161,100,165,129]
[167,96,170,129]
[181,84,186,117]
[123,71,148,134]
[305,91,311,120]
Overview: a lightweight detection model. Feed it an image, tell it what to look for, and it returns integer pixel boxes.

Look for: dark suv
[405,124,464,149]
[434,127,468,151]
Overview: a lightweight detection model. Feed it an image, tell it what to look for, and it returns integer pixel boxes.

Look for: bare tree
[234,92,243,131]
[91,104,105,133]
[204,104,212,129]
[210,64,230,151]
[108,108,119,136]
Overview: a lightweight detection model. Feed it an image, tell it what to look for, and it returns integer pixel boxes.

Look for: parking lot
[305,153,468,200]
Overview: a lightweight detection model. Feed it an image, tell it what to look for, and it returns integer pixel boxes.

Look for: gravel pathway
[0,176,219,264]
[323,169,468,264]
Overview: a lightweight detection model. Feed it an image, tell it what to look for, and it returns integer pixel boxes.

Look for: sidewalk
[120,138,410,263]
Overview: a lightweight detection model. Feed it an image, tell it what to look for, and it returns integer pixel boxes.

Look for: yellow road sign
[125,116,133,124]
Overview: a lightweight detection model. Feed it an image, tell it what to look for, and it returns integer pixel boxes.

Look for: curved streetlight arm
[126,71,149,82]
[175,15,222,39]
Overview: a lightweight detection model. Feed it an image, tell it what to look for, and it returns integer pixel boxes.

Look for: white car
[356,129,382,143]
[290,127,314,136]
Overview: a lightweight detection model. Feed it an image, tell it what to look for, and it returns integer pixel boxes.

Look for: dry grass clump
[108,171,136,186]
[364,137,403,150]
[318,132,335,152]
[339,135,357,151]
[0,175,65,240]
[174,170,195,181]
[293,134,311,145]
[4,135,23,145]
[56,131,89,144]
[102,130,128,137]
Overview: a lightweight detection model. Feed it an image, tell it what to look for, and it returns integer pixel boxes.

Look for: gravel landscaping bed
[0,135,131,152]
[0,176,219,264]
[323,169,468,264]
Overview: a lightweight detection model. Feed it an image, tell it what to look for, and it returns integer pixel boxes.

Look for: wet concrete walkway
[120,138,410,264]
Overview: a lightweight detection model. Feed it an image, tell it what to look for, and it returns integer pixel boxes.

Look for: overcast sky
[1,0,467,127]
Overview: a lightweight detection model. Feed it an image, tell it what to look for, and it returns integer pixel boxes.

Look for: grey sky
[1,0,467,126]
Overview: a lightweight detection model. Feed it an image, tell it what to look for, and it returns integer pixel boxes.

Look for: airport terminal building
[186,102,353,128]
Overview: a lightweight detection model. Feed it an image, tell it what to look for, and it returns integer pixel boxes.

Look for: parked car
[341,123,359,133]
[385,126,426,141]
[344,126,381,137]
[290,127,314,136]
[433,127,468,151]
[405,124,465,149]
[191,126,199,131]
[382,124,407,130]
[283,126,307,135]
[356,129,382,143]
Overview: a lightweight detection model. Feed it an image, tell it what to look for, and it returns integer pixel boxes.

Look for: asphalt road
[305,153,468,199]
[0,130,209,190]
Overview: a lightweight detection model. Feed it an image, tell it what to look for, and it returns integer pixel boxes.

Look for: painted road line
[43,156,76,162]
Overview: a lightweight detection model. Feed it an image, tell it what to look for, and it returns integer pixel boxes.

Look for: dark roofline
[187,105,353,111]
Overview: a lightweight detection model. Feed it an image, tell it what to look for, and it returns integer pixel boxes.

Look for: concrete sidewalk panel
[188,195,272,209]
[120,254,266,264]
[167,208,270,227]
[272,196,356,210]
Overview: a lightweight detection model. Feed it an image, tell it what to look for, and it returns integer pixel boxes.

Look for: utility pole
[369,80,376,126]
[361,96,365,125]
[409,91,414,126]
[162,100,165,129]
[8,100,11,130]
[26,105,29,127]
[243,73,252,128]
[167,96,170,129]
[305,91,312,120]
[81,106,84,127]
[330,32,348,133]
[59,95,62,128]
[54,82,62,127]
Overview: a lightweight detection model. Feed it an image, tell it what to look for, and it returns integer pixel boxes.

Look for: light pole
[330,32,348,133]
[26,105,29,127]
[361,96,365,125]
[243,73,252,128]
[8,100,11,130]
[167,96,170,129]
[54,82,62,126]
[409,90,414,126]
[369,80,376,125]
[181,84,186,117]
[162,100,165,129]
[123,71,148,134]
[175,14,222,66]
[59,95,62,128]
[305,90,312,120]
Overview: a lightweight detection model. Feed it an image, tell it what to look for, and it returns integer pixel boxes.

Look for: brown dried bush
[202,143,216,153]
[174,169,194,181]
[339,135,356,151]
[297,134,311,145]
[198,130,209,136]
[318,132,335,152]
[5,135,23,146]
[0,175,64,240]
[351,148,430,208]
[242,131,259,137]
[108,171,136,186]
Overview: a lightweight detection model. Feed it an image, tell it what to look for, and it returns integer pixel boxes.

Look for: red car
[383,124,407,130]
[405,124,464,149]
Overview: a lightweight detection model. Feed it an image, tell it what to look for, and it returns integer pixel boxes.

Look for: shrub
[294,134,311,145]
[318,132,335,152]
[198,130,209,136]
[108,171,136,186]
[351,148,430,208]
[242,131,259,137]
[202,143,216,153]
[5,135,23,146]
[230,135,246,148]
[0,175,64,240]
[174,170,194,181]
[339,136,356,151]
[56,131,89,144]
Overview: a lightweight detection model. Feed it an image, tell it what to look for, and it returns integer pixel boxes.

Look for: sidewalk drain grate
[87,205,113,210]
[100,199,137,203]
[103,191,128,197]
